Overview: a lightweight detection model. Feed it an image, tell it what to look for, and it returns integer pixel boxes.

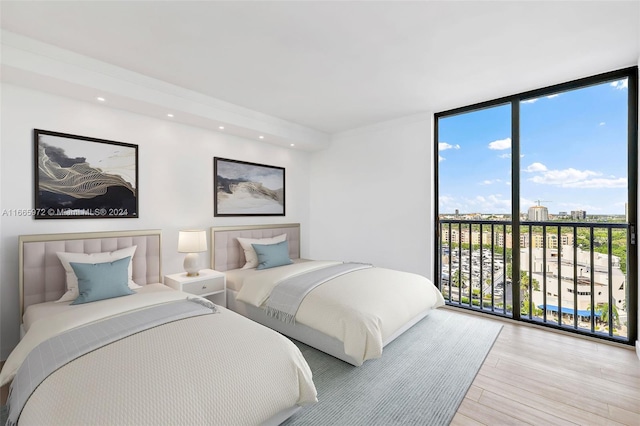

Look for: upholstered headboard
[210,223,300,272]
[19,229,162,317]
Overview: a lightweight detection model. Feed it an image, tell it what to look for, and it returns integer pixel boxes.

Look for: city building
[571,210,587,220]
[528,205,549,221]
[521,246,626,313]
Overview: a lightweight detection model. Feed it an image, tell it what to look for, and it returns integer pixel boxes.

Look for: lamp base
[183,253,201,277]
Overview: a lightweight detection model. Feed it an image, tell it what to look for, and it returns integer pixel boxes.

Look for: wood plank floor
[1,312,638,425]
[449,308,640,426]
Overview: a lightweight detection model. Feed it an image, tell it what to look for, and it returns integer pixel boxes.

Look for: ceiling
[1,1,639,138]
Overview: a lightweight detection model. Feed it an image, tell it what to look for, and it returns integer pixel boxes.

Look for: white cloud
[527,166,626,188]
[439,142,460,151]
[439,155,445,162]
[523,161,627,189]
[524,162,548,172]
[520,197,540,208]
[469,194,511,212]
[557,202,604,213]
[488,137,511,150]
[529,167,598,185]
[439,193,511,214]
[480,179,502,185]
[563,177,627,189]
[610,79,628,90]
[599,122,606,126]
[522,94,558,104]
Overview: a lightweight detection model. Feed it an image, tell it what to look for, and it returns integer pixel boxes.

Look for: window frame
[434,66,639,344]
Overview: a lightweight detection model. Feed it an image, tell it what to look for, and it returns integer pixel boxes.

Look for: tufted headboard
[210,223,300,272]
[19,229,162,317]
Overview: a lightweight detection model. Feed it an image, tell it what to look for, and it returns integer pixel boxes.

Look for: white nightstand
[164,269,226,307]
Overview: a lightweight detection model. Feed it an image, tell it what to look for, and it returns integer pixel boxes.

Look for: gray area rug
[283,309,502,426]
[0,310,500,426]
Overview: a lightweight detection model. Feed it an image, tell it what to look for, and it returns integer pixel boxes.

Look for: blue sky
[438,78,629,216]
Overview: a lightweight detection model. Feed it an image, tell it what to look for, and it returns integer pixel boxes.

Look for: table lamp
[178,229,207,276]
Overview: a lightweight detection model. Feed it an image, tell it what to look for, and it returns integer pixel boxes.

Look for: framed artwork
[33,129,138,219]
[214,157,285,216]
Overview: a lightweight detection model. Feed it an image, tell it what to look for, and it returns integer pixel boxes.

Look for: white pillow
[56,246,141,303]
[236,234,287,269]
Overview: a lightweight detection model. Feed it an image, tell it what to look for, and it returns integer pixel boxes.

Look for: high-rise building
[528,205,549,221]
[571,210,587,220]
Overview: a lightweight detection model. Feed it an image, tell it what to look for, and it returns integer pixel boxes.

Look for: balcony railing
[438,219,632,343]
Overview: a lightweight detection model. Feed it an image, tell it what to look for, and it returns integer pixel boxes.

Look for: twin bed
[212,223,445,366]
[1,224,444,425]
[1,229,316,426]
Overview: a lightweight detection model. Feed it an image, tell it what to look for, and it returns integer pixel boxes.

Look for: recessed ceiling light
[96,97,106,102]
[167,113,174,118]
[259,135,264,139]
[290,143,295,147]
[219,126,225,130]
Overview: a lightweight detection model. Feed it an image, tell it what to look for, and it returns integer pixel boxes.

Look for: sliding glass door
[435,67,638,344]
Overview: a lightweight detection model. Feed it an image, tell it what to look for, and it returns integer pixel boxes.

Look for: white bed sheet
[234,260,445,365]
[4,285,317,425]
[22,283,170,332]
[225,259,309,292]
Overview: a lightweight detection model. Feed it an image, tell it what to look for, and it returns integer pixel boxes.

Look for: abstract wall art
[33,129,138,219]
[214,157,285,216]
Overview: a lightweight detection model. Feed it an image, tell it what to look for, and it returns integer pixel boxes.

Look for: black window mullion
[435,66,637,344]
[511,98,520,320]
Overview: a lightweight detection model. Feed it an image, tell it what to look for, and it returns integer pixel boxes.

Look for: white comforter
[236,261,445,365]
[1,284,317,425]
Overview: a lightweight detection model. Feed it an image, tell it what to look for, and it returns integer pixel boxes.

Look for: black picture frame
[34,129,139,219]
[214,157,285,216]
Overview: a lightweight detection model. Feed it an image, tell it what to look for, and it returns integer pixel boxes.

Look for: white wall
[0,84,311,358]
[309,113,434,278]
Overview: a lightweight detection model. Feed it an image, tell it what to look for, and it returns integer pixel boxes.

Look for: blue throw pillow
[70,256,135,305]
[252,241,293,270]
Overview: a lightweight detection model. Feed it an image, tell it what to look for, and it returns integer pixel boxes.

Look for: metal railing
[438,219,633,343]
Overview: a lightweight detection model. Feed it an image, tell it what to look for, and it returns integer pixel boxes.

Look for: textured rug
[283,309,502,426]
[0,310,500,426]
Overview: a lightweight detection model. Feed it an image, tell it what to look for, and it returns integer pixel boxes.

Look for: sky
[438,78,629,216]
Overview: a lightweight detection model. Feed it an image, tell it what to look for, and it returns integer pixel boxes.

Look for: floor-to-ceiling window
[435,67,638,344]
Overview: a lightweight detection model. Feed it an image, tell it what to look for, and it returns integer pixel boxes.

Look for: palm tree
[596,303,619,326]
[452,269,466,288]
[519,271,540,292]
[588,302,619,326]
[506,264,540,291]
[452,269,460,288]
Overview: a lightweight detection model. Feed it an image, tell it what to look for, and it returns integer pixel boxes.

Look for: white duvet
[1,284,317,425]
[236,261,445,365]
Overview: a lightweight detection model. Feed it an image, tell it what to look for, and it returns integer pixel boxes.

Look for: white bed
[2,229,316,426]
[211,223,445,366]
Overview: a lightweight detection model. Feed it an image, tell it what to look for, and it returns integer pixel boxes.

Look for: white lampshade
[178,230,207,253]
[178,230,207,276]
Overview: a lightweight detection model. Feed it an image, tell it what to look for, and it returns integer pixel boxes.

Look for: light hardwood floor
[1,313,638,424]
[449,309,640,425]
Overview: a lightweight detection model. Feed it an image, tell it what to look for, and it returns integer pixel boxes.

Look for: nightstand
[164,269,226,307]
